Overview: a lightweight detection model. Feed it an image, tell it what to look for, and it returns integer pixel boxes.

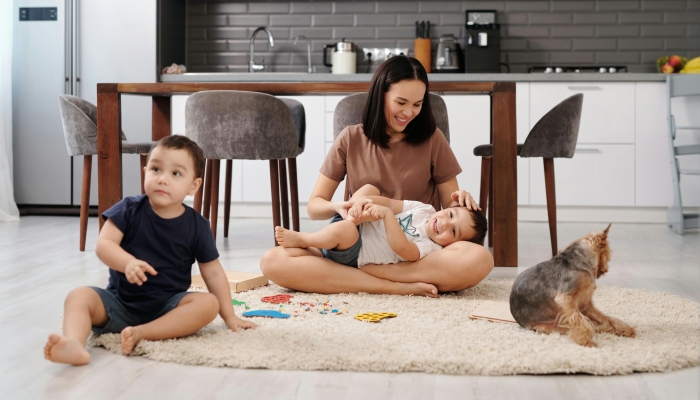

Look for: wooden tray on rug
[468,300,518,325]
[190,271,268,293]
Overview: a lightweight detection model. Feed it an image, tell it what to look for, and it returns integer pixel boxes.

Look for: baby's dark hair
[147,135,205,179]
[466,209,488,246]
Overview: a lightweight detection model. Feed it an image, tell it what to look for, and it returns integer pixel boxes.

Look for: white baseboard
[185,201,695,224]
[517,206,670,223]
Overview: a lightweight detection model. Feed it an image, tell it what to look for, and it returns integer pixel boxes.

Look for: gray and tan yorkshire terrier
[509,224,636,347]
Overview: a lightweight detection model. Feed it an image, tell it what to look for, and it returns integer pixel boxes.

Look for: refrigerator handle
[72,0,80,97]
[64,0,72,95]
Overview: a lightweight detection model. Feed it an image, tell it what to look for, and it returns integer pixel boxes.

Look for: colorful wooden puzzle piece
[261,294,294,304]
[232,299,247,306]
[354,312,397,323]
[242,310,290,319]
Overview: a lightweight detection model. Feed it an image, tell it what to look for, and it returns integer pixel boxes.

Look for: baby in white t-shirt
[275,184,487,268]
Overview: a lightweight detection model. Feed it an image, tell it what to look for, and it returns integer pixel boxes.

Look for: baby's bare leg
[120,292,218,355]
[45,287,108,365]
[275,220,359,250]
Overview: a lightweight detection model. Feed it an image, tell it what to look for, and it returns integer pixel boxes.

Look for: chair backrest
[58,95,129,156]
[278,98,306,151]
[520,93,584,159]
[185,90,299,160]
[332,92,450,144]
[666,75,700,142]
[58,95,98,156]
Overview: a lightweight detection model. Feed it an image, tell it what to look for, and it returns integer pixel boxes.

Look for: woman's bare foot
[44,333,90,365]
[275,226,306,248]
[120,326,143,355]
[395,282,439,298]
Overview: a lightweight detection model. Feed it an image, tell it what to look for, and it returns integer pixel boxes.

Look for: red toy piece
[261,294,294,304]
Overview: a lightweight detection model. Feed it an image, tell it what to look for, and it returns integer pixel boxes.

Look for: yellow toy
[354,312,397,323]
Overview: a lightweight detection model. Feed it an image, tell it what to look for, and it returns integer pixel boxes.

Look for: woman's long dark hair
[362,56,436,148]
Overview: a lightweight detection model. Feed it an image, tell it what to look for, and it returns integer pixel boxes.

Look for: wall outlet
[362,48,410,62]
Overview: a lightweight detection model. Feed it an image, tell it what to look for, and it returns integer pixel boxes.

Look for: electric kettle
[434,34,464,73]
[323,39,357,74]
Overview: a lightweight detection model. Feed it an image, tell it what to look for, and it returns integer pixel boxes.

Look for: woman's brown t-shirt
[320,124,462,211]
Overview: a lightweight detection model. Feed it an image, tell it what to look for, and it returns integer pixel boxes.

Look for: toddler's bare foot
[274,226,306,248]
[396,282,439,298]
[44,333,90,365]
[120,326,143,355]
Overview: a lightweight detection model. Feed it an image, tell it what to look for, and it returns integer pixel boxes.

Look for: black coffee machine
[463,10,501,73]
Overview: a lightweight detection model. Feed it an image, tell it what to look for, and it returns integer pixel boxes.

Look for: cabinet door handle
[575,148,602,154]
[567,86,602,91]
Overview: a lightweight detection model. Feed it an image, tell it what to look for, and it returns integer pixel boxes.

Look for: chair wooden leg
[203,159,213,220]
[288,158,300,232]
[543,158,558,257]
[80,155,92,252]
[487,158,494,248]
[278,159,290,229]
[210,160,220,240]
[479,157,491,216]
[140,154,147,195]
[269,160,282,246]
[224,159,232,238]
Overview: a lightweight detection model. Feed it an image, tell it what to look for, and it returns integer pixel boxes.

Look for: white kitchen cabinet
[635,83,672,207]
[530,144,636,206]
[443,89,530,206]
[635,82,699,208]
[443,95,493,203]
[530,82,635,144]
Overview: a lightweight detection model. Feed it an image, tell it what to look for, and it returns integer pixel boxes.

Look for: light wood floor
[1,216,698,399]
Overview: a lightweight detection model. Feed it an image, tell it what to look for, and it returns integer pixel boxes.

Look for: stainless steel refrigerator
[12,0,156,208]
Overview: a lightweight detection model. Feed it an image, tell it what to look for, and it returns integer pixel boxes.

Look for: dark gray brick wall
[186,0,700,73]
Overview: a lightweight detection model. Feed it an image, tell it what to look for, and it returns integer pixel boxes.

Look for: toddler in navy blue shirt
[45,135,256,366]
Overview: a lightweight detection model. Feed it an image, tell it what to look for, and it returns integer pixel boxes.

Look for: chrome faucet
[294,35,313,74]
[249,27,274,72]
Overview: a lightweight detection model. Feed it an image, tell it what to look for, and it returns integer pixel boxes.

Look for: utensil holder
[414,38,432,73]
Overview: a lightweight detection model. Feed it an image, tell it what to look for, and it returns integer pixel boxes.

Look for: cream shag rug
[89,278,700,375]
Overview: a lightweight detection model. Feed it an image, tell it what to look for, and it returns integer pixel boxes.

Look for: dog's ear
[602,223,612,237]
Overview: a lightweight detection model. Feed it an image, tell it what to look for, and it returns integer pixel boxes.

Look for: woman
[261,56,493,297]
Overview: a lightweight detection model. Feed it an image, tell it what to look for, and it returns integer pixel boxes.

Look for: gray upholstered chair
[58,95,154,251]
[185,91,304,243]
[333,92,450,143]
[474,93,584,256]
[332,92,450,201]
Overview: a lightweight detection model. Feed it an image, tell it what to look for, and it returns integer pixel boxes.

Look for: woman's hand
[331,201,354,219]
[362,204,389,221]
[450,190,480,211]
[224,315,258,332]
[348,197,373,220]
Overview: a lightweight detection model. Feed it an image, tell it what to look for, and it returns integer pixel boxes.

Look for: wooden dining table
[96,81,518,266]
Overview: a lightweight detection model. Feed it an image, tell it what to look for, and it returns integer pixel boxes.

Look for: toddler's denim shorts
[89,287,189,334]
[321,214,362,268]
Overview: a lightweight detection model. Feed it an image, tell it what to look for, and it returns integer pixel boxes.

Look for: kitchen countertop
[161,72,666,83]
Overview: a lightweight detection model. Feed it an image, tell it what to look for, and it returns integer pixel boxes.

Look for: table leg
[97,84,122,230]
[152,96,171,141]
[491,83,518,267]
